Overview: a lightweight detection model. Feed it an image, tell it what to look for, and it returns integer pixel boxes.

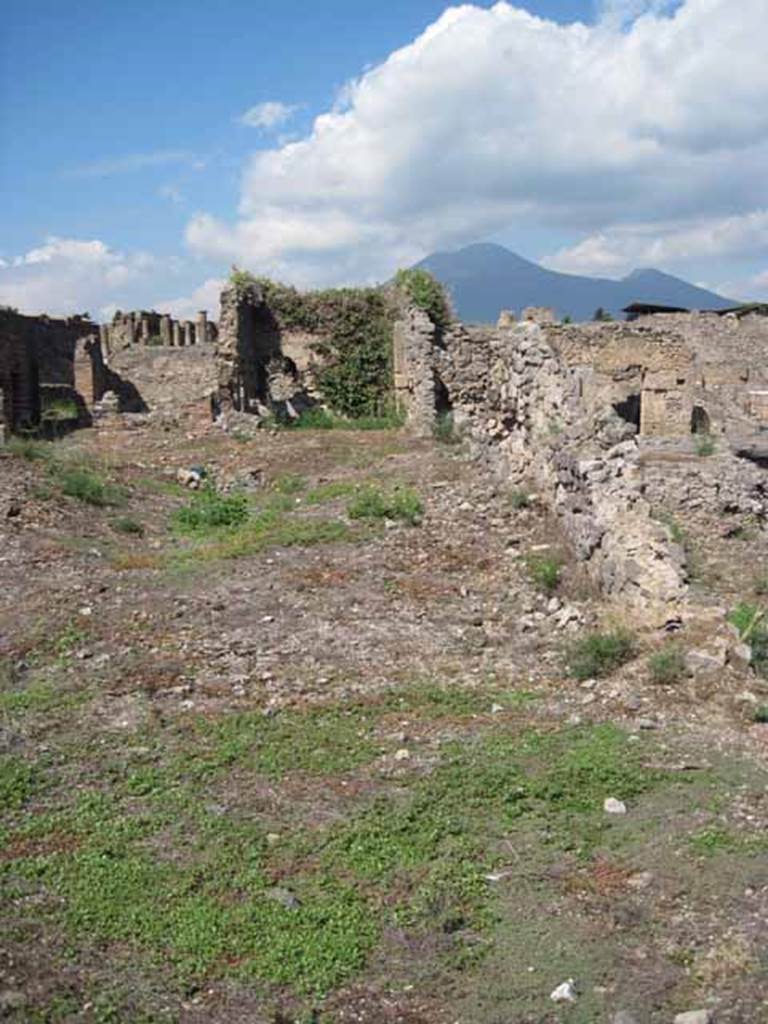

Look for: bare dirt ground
[1,409,767,1024]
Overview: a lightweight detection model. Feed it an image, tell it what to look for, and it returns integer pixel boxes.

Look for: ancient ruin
[3,282,767,627]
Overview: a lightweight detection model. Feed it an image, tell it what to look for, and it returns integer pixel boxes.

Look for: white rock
[550,979,577,1003]
[491,703,504,714]
[674,1012,714,1024]
[604,797,627,815]
[394,748,411,761]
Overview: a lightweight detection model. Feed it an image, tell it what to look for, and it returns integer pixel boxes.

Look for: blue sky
[1,0,766,317]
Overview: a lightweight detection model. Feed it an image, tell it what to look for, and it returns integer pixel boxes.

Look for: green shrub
[647,645,686,684]
[753,706,768,724]
[566,629,636,681]
[526,553,562,595]
[347,484,423,525]
[58,467,123,507]
[173,487,249,536]
[394,268,452,329]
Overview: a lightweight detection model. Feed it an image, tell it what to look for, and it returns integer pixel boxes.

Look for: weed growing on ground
[566,629,636,680]
[753,706,768,724]
[347,484,423,525]
[688,827,768,858]
[647,644,686,684]
[657,512,702,581]
[289,407,404,431]
[172,487,249,536]
[172,506,350,564]
[525,552,562,596]
[695,433,717,457]
[3,437,52,461]
[303,480,358,505]
[0,755,40,810]
[433,412,460,445]
[112,516,145,536]
[509,488,531,510]
[728,602,768,676]
[271,473,307,496]
[57,466,125,507]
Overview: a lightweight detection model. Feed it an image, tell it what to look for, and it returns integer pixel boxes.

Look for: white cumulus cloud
[547,210,768,276]
[0,237,155,317]
[186,0,768,286]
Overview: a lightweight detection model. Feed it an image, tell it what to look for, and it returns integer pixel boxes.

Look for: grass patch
[525,552,562,596]
[566,629,636,681]
[2,437,53,461]
[0,697,679,1011]
[185,704,380,780]
[0,755,40,810]
[57,466,125,507]
[173,505,350,565]
[303,480,358,505]
[288,408,404,431]
[270,473,307,496]
[346,483,423,525]
[647,644,686,684]
[172,487,249,536]
[688,827,768,858]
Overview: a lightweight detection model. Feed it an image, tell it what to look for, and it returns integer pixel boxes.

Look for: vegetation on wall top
[394,268,452,330]
[225,266,450,419]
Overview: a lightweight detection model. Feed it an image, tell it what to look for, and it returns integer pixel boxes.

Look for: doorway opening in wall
[613,393,641,432]
[691,406,711,434]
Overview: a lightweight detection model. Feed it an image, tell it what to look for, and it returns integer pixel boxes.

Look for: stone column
[160,314,172,346]
[140,316,150,345]
[184,321,194,347]
[172,321,182,347]
[99,323,111,356]
[196,311,208,345]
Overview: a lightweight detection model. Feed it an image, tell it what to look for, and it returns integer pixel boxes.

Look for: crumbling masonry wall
[105,309,216,353]
[394,310,768,623]
[0,310,99,437]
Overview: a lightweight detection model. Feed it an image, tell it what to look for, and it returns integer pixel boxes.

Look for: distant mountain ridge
[414,243,736,323]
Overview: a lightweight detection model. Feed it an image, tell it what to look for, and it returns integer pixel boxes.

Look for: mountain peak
[414,243,736,323]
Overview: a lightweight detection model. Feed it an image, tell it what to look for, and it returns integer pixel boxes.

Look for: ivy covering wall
[228,269,450,420]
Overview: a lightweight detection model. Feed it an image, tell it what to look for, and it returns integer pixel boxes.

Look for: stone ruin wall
[105,309,217,353]
[394,308,768,624]
[0,310,99,438]
[215,282,341,424]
